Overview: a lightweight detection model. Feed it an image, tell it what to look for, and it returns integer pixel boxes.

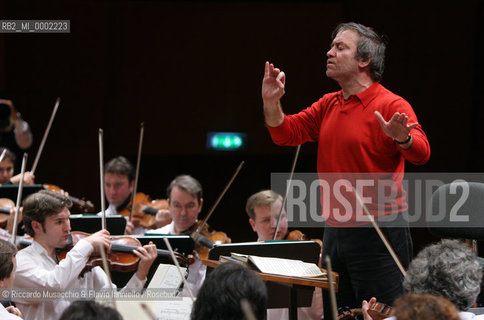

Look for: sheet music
[112,299,193,320]
[248,255,325,278]
[156,298,193,319]
[148,263,187,290]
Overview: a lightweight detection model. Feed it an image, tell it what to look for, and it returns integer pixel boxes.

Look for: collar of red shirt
[337,81,381,108]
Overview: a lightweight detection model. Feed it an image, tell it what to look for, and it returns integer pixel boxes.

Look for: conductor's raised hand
[262,61,286,104]
[374,111,418,143]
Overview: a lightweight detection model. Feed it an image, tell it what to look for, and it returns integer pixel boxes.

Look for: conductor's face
[169,186,203,234]
[326,29,360,82]
[104,173,134,208]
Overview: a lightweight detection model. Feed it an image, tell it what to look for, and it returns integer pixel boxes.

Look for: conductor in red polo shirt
[261,22,430,319]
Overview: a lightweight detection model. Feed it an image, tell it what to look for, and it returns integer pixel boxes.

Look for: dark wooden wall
[0,0,482,251]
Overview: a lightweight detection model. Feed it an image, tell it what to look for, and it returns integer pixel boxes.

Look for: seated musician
[191,262,267,320]
[13,190,157,320]
[58,300,122,320]
[148,174,206,296]
[0,239,23,320]
[0,98,33,167]
[0,147,34,185]
[245,189,323,320]
[101,156,171,234]
[362,239,484,320]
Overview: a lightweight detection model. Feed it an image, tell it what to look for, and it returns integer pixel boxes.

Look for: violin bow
[140,303,157,320]
[163,237,195,302]
[129,122,144,223]
[273,144,301,240]
[99,243,118,310]
[192,161,244,241]
[352,186,406,276]
[0,148,6,163]
[98,129,107,230]
[31,97,60,176]
[240,299,257,320]
[324,255,339,320]
[10,153,27,244]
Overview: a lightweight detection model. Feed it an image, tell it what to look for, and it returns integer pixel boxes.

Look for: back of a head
[403,239,482,310]
[191,262,267,320]
[0,239,17,282]
[58,300,123,320]
[393,293,460,320]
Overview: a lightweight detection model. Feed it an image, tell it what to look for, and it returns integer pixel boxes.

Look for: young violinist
[13,190,158,320]
[0,239,23,320]
[0,147,35,185]
[101,156,171,234]
[245,190,323,320]
[148,174,206,296]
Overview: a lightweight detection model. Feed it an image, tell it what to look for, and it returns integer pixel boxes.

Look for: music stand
[208,241,322,319]
[69,214,127,235]
[0,184,44,202]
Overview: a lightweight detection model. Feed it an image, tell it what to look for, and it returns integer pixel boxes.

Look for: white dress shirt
[14,239,145,320]
[148,221,206,297]
[385,311,484,320]
[0,304,23,320]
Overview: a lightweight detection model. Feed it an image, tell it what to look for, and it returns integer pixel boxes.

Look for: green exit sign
[207,132,247,151]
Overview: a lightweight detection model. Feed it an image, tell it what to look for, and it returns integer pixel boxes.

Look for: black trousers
[321,222,412,320]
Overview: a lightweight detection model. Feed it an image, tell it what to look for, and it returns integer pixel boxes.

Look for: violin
[17,231,192,273]
[183,220,231,260]
[117,192,171,229]
[337,302,393,320]
[43,184,96,213]
[286,229,323,249]
[0,198,15,228]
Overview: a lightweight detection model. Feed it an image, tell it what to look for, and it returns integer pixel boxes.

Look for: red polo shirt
[268,82,430,226]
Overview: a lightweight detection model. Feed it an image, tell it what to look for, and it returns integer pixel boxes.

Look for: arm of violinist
[9,171,35,185]
[92,241,158,291]
[6,305,23,318]
[362,297,377,320]
[133,241,157,281]
[124,221,134,235]
[14,239,94,294]
[155,209,171,229]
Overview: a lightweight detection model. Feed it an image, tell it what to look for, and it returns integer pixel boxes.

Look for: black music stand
[69,214,127,235]
[208,241,321,320]
[0,184,44,202]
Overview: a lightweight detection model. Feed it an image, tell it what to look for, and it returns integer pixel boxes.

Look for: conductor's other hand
[374,110,418,142]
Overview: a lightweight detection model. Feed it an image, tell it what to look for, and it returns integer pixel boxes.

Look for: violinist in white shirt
[13,190,158,320]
